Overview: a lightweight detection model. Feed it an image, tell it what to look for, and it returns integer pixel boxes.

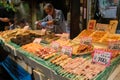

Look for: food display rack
[0,38,120,80]
[0,40,69,80]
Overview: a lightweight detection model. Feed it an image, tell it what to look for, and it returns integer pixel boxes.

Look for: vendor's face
[45,8,54,15]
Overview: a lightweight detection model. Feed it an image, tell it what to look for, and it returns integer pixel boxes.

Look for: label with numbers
[109,20,118,33]
[33,38,42,44]
[92,50,111,66]
[51,41,60,49]
[96,23,109,31]
[61,46,72,56]
[80,37,92,45]
[108,41,120,50]
[61,33,69,40]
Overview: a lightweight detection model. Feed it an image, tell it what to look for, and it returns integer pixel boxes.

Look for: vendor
[0,6,14,31]
[38,3,67,33]
[0,6,14,73]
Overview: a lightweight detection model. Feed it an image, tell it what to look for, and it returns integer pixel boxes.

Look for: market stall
[0,20,120,80]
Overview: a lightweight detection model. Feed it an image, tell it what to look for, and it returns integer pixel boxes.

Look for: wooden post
[70,0,80,39]
[82,0,87,30]
[31,0,37,29]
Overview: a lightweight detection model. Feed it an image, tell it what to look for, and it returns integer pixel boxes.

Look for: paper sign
[108,20,118,34]
[93,50,111,66]
[33,38,42,44]
[80,37,92,45]
[61,33,69,40]
[61,46,72,56]
[96,23,109,31]
[108,41,120,50]
[87,20,96,30]
[23,26,29,30]
[51,41,60,49]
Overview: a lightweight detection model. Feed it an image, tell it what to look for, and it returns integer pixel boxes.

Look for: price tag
[96,23,109,31]
[33,38,42,44]
[92,50,111,66]
[5,43,17,56]
[80,37,92,45]
[12,47,17,56]
[61,33,69,40]
[51,41,60,49]
[23,26,29,30]
[87,20,96,30]
[61,46,72,56]
[108,41,120,50]
[109,20,118,34]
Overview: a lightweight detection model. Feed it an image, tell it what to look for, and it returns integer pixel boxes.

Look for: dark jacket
[0,6,14,31]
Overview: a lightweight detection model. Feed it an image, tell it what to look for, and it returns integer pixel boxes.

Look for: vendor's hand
[35,21,39,24]
[0,18,2,21]
[35,21,41,25]
[47,21,53,25]
[0,17,9,22]
[41,22,47,27]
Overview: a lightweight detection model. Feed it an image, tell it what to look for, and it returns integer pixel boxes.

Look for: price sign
[87,20,96,30]
[51,41,60,49]
[109,20,118,34]
[61,33,69,40]
[80,37,92,45]
[96,23,109,31]
[108,41,120,50]
[33,38,42,44]
[23,26,29,30]
[61,46,72,56]
[92,50,111,66]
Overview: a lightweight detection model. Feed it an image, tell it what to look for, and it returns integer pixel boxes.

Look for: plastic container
[1,57,32,80]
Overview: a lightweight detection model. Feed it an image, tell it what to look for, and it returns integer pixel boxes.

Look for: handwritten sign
[33,38,42,44]
[87,20,96,30]
[108,20,118,34]
[61,46,72,56]
[93,50,111,66]
[61,33,69,40]
[51,41,60,50]
[96,23,109,31]
[108,41,120,50]
[80,37,92,45]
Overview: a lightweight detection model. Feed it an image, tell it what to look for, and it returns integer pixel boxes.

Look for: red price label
[61,46,72,56]
[51,41,60,49]
[80,37,92,45]
[33,38,42,44]
[92,49,111,66]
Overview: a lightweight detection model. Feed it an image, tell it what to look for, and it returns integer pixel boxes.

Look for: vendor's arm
[45,10,64,25]
[42,10,64,25]
[52,10,64,25]
[0,17,9,22]
[40,16,49,22]
[40,16,54,26]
